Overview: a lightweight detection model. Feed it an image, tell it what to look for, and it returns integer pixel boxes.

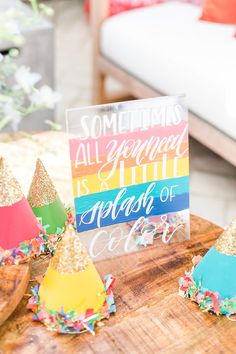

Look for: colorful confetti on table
[134,214,185,247]
[179,256,236,316]
[27,274,116,335]
[0,207,75,266]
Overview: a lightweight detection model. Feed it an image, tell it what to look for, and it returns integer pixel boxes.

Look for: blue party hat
[179,218,236,315]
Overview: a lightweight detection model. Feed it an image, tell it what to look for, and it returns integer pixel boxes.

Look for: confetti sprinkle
[179,256,236,316]
[27,274,116,334]
[136,232,154,247]
[0,206,75,266]
[134,214,185,247]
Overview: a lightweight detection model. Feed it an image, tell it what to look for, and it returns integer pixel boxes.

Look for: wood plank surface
[1,215,233,354]
[0,263,30,328]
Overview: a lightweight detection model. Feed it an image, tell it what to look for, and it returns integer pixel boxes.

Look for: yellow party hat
[38,226,106,314]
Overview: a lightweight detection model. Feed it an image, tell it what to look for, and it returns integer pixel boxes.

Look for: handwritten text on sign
[68,99,189,233]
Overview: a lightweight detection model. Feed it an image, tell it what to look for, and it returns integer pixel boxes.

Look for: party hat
[0,157,40,250]
[179,217,236,315]
[28,159,67,235]
[28,226,116,334]
[38,226,106,313]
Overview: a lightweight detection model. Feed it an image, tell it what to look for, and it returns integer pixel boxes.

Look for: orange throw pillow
[200,0,236,24]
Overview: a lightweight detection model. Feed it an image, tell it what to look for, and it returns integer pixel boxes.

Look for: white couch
[99,1,236,141]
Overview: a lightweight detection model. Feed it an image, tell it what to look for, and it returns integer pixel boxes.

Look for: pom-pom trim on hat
[179,256,236,316]
[27,274,116,335]
[0,207,75,266]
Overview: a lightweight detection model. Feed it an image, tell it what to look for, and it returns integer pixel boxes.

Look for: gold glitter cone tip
[0,157,24,207]
[50,227,90,274]
[215,217,236,256]
[28,158,58,208]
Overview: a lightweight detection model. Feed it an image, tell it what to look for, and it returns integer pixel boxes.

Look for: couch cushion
[200,0,236,24]
[100,2,236,139]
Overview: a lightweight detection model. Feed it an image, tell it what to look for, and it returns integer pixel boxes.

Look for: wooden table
[0,133,235,353]
[0,263,30,328]
[1,215,234,354]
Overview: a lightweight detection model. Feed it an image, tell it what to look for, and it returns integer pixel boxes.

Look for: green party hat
[28,159,67,234]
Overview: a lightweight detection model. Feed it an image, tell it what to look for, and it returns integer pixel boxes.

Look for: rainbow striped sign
[67,97,189,243]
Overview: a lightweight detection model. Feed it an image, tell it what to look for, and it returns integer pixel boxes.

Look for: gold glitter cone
[51,226,90,274]
[215,217,236,256]
[28,159,58,208]
[0,157,24,207]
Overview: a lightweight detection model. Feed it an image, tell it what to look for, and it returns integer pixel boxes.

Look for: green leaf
[0,116,11,130]
[45,120,62,131]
